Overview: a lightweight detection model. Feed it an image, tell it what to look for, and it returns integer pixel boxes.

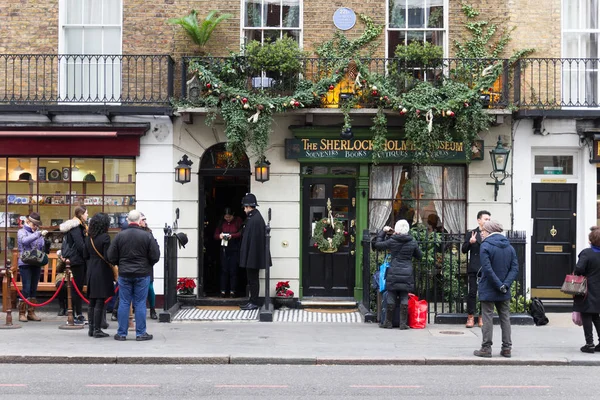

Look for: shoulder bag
[560,273,587,296]
[21,249,48,267]
[90,238,118,281]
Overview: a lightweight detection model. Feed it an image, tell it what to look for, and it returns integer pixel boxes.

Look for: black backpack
[529,297,549,326]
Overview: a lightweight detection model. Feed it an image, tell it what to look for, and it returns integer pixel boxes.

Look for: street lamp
[254,156,271,183]
[175,154,193,185]
[487,136,511,201]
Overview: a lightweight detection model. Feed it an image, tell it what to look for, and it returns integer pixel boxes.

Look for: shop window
[0,157,135,258]
[368,164,466,234]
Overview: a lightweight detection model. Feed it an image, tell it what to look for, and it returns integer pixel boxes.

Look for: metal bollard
[59,261,84,330]
[0,261,21,330]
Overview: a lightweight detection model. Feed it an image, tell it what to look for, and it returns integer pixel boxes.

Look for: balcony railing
[182,56,509,108]
[0,54,174,112]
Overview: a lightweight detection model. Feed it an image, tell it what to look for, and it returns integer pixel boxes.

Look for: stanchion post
[0,261,21,329]
[59,260,84,330]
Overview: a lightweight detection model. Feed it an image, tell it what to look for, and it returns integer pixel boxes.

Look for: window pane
[0,157,6,183]
[66,0,83,24]
[104,27,121,53]
[309,184,325,199]
[264,30,281,42]
[407,30,424,45]
[443,166,465,199]
[282,1,300,28]
[245,0,262,27]
[330,166,357,175]
[427,0,444,28]
[564,0,581,29]
[389,0,406,28]
[265,3,282,27]
[84,28,103,54]
[83,0,103,24]
[281,30,300,42]
[388,31,404,57]
[418,166,441,199]
[333,184,348,199]
[534,156,574,175]
[103,0,121,24]
[244,30,262,45]
[64,27,84,53]
[407,3,425,28]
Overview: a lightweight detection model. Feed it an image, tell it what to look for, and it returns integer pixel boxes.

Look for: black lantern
[486,136,511,201]
[175,154,193,185]
[254,156,271,183]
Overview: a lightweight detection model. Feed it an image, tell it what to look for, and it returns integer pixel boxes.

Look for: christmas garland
[312,218,346,253]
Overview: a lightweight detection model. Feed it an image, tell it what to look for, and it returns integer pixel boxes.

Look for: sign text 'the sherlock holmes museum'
[285,138,468,162]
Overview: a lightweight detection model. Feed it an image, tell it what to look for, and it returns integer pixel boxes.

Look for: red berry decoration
[344,231,348,236]
[313,243,318,248]
[372,90,378,96]
[242,97,248,104]
[329,85,335,90]
[323,228,327,233]
[206,83,211,89]
[294,101,300,107]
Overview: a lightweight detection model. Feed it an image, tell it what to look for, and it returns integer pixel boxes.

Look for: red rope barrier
[11,277,66,307]
[104,286,119,304]
[70,279,90,305]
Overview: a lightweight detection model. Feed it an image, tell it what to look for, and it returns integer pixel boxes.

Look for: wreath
[312,218,346,253]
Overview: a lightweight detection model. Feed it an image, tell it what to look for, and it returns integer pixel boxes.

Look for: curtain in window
[442,166,465,233]
[423,165,442,225]
[369,166,403,232]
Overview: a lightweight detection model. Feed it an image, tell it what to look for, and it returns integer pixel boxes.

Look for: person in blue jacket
[474,220,519,358]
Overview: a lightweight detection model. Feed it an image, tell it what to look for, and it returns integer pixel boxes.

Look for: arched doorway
[198,143,250,299]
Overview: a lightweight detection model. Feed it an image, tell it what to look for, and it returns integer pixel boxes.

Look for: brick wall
[0,1,59,53]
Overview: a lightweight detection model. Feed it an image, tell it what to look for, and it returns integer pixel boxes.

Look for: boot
[18,301,27,323]
[379,304,394,329]
[93,329,110,338]
[150,308,157,320]
[88,307,95,337]
[466,314,475,328]
[57,297,67,316]
[399,304,409,330]
[478,315,483,328]
[101,304,109,329]
[88,323,95,337]
[27,299,41,321]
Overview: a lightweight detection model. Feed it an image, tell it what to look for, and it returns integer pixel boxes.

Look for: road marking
[86,384,160,388]
[0,384,27,387]
[215,385,289,388]
[350,385,422,388]
[480,386,551,389]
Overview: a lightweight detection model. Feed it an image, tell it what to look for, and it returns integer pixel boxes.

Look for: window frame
[240,0,303,47]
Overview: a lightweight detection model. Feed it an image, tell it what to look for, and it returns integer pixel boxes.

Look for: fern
[168,10,232,49]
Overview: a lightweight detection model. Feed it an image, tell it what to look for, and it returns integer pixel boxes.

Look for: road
[1,364,597,399]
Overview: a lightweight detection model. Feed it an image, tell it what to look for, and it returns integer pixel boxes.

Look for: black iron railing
[0,54,174,108]
[514,58,600,108]
[361,229,528,324]
[182,56,509,108]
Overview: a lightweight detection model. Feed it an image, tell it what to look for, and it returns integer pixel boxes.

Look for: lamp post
[254,156,271,183]
[175,154,193,184]
[486,136,511,201]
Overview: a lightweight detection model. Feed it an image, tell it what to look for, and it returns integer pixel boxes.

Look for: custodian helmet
[241,193,258,207]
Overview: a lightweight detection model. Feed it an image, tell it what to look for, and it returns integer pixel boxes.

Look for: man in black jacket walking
[239,193,271,310]
[461,210,491,328]
[108,210,160,341]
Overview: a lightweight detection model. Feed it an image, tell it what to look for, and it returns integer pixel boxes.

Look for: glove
[40,230,48,236]
[499,285,508,294]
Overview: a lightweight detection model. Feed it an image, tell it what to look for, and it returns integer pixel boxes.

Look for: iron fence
[0,54,174,108]
[361,229,528,324]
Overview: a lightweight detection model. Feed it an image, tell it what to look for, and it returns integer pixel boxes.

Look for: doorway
[198,144,250,298]
[530,183,577,299]
[302,177,356,297]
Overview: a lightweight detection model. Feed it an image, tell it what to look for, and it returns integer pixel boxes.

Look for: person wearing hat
[108,210,160,341]
[214,207,243,298]
[239,193,271,310]
[474,220,519,358]
[17,212,48,322]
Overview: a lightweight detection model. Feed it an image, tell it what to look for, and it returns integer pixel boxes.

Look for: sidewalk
[0,310,595,366]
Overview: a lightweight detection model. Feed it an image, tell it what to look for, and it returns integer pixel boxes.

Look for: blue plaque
[333,7,356,31]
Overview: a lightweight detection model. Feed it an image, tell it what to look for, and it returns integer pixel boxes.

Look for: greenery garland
[312,218,346,253]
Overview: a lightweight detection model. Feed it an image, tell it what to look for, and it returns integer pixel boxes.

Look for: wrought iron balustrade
[0,54,174,110]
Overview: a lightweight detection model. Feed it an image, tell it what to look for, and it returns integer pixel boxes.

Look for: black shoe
[114,334,126,341]
[58,309,66,316]
[581,344,595,353]
[220,292,227,298]
[111,312,118,321]
[101,321,109,329]
[136,333,153,341]
[230,292,236,298]
[88,326,94,337]
[94,330,109,338]
[240,303,259,310]
[150,308,157,320]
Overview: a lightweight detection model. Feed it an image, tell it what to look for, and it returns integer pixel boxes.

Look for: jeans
[117,276,150,337]
[481,300,512,349]
[220,250,239,294]
[386,289,409,306]
[581,312,600,345]
[466,273,478,315]
[18,265,41,299]
[246,268,260,305]
[147,281,155,309]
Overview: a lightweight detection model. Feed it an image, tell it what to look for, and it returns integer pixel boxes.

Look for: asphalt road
[1,364,598,399]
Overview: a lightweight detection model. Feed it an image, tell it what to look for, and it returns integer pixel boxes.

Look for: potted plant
[274,281,295,309]
[168,9,233,55]
[176,277,197,305]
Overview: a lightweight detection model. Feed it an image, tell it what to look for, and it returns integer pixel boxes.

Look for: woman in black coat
[83,213,114,338]
[574,226,600,353]
[59,206,88,322]
[373,219,422,330]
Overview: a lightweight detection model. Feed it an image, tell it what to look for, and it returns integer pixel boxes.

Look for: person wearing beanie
[474,219,519,358]
[373,219,422,330]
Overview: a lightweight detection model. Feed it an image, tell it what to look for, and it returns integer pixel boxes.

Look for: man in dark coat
[474,220,519,358]
[239,193,271,310]
[373,219,422,329]
[108,210,160,341]
[461,210,491,328]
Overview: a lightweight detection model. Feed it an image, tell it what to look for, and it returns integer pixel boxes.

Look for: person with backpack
[573,226,600,353]
[474,220,519,358]
[372,219,423,330]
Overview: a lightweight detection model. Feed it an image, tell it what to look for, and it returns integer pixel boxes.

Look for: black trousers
[581,312,600,345]
[220,249,239,294]
[88,298,106,330]
[467,273,478,315]
[70,265,85,316]
[246,268,260,305]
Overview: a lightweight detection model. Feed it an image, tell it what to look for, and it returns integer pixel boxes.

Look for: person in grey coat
[573,226,600,353]
[474,220,519,358]
[373,219,422,330]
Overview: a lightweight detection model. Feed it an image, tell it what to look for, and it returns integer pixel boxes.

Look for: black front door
[302,178,356,297]
[531,183,577,299]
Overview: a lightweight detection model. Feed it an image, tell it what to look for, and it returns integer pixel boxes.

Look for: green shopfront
[286,129,470,300]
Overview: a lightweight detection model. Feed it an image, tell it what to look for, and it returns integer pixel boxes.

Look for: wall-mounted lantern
[175,154,193,185]
[486,136,511,201]
[254,156,271,183]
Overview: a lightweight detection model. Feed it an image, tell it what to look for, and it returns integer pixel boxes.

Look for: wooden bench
[2,249,60,312]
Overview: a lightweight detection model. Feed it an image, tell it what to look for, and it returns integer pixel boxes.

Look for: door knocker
[550,225,557,237]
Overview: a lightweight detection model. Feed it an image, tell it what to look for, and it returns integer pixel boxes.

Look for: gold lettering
[302,138,310,150]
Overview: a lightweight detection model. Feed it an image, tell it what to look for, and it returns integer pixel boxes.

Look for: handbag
[560,273,587,296]
[90,237,118,281]
[20,249,48,267]
[378,254,391,293]
[572,311,583,327]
